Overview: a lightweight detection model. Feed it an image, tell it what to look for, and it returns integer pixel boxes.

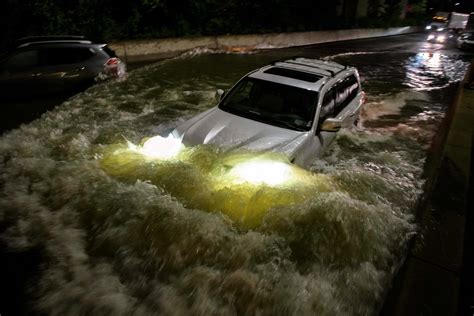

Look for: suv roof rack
[15,36,92,48]
[286,58,346,76]
[271,57,347,77]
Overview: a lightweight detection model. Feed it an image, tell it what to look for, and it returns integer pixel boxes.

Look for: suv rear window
[264,67,322,83]
[42,47,95,65]
[102,45,117,58]
[334,75,359,112]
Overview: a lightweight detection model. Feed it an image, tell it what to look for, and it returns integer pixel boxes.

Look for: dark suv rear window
[42,47,95,65]
[102,45,117,58]
[264,67,322,83]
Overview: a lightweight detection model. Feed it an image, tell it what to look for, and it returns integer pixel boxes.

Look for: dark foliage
[0,0,426,52]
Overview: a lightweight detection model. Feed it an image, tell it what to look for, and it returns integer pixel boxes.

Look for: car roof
[249,57,356,92]
[14,36,98,48]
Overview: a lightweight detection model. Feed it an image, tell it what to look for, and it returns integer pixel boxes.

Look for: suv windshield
[219,78,318,131]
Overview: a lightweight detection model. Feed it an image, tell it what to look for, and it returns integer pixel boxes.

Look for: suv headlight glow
[128,134,184,160]
[229,160,293,186]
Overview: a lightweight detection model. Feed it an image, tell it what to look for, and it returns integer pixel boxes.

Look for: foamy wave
[179,46,219,58]
[324,51,382,60]
[0,49,451,315]
[361,91,429,122]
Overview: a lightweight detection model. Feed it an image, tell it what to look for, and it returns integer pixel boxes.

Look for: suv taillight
[103,57,126,78]
[105,57,120,66]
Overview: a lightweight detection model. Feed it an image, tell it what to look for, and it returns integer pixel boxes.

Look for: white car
[172,58,364,169]
[427,31,449,43]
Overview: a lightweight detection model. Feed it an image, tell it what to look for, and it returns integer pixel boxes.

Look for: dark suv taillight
[105,57,120,65]
[103,57,126,78]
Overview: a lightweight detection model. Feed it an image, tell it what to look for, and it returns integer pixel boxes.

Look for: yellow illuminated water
[101,139,335,227]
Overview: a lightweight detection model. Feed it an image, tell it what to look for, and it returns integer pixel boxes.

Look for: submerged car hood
[174,107,310,157]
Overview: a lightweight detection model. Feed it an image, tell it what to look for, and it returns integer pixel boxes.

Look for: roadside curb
[109,27,422,63]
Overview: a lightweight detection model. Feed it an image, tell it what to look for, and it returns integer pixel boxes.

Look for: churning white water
[0,49,468,315]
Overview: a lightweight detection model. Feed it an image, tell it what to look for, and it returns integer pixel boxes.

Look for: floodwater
[0,35,471,315]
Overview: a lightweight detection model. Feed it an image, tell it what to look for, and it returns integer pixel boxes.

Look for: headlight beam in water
[128,134,184,160]
[124,134,299,187]
[228,160,294,186]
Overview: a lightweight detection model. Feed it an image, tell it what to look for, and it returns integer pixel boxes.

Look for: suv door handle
[75,66,86,72]
[31,73,42,77]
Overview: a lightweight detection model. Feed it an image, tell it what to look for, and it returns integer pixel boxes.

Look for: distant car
[172,58,364,168]
[457,31,474,51]
[0,36,126,97]
[426,30,450,43]
[425,23,446,32]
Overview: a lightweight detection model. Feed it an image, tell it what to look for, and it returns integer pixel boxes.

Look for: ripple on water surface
[0,50,468,315]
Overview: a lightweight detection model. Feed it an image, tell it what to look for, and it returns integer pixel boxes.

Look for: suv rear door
[334,74,361,127]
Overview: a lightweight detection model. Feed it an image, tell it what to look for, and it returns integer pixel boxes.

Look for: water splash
[324,51,382,60]
[0,48,461,315]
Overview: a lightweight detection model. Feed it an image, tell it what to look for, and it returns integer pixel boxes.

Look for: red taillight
[102,57,126,79]
[105,57,120,66]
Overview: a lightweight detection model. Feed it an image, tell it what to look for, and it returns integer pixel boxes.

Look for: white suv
[172,58,364,168]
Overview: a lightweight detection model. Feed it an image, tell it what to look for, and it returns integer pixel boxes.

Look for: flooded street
[0,33,472,315]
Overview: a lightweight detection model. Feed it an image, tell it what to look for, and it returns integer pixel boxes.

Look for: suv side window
[335,74,359,113]
[345,75,359,106]
[4,50,40,69]
[41,47,95,66]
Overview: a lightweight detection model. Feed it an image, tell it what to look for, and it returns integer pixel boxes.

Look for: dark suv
[0,36,126,97]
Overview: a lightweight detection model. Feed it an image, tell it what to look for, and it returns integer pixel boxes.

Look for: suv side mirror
[320,118,342,132]
[215,89,225,102]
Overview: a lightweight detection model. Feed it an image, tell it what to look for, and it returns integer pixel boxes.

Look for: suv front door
[38,47,97,92]
[316,86,339,153]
